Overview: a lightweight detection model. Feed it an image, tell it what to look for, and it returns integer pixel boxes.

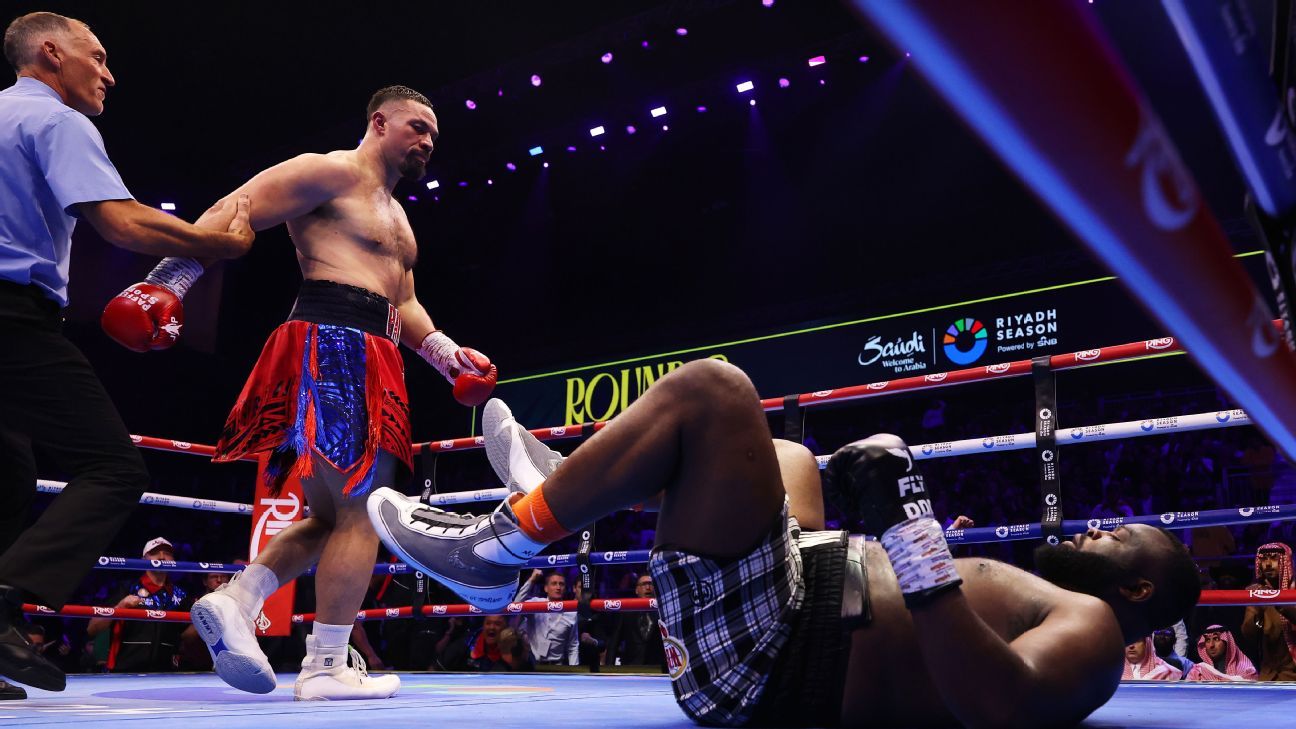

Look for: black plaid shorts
[650,502,856,727]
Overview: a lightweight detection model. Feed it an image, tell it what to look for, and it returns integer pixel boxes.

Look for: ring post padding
[1033,356,1063,547]
[782,393,804,443]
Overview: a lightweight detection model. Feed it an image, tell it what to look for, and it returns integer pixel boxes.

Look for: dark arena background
[4,1,1296,726]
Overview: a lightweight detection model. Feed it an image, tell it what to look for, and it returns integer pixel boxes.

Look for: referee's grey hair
[4,12,90,73]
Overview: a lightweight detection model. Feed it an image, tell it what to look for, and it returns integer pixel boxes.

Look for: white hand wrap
[144,257,204,299]
[880,516,961,607]
[418,331,461,382]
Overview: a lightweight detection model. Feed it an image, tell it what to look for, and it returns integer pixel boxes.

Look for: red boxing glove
[418,332,498,406]
[101,258,204,352]
[452,347,498,407]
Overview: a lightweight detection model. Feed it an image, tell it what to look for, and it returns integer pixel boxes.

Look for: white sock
[311,622,352,667]
[225,564,279,619]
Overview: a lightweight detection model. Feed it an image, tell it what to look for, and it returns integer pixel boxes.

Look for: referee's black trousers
[0,281,149,608]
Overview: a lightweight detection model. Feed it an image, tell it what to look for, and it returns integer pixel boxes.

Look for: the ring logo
[1075,349,1101,361]
[386,609,400,618]
[547,602,564,612]
[649,598,658,610]
[1124,113,1199,231]
[93,607,115,617]
[474,437,485,446]
[292,615,304,623]
[994,526,1009,539]
[924,373,947,383]
[603,600,622,611]
[439,440,455,449]
[432,605,448,614]
[550,427,567,437]
[1145,338,1174,350]
[468,606,483,614]
[172,441,192,450]
[252,493,302,561]
[986,363,1011,374]
[130,435,143,443]
[811,390,833,398]
[146,610,167,619]
[36,605,53,614]
[507,603,523,613]
[867,382,888,390]
[1252,589,1281,599]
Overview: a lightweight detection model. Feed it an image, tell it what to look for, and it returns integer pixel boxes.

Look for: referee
[0,11,253,694]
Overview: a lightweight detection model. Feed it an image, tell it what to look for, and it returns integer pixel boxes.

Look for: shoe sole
[190,600,277,694]
[365,489,516,611]
[482,400,516,490]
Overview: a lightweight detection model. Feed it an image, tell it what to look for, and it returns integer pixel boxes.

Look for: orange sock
[510,485,573,543]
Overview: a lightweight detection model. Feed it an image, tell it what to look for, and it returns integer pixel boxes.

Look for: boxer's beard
[399,155,427,181]
[1033,544,1130,596]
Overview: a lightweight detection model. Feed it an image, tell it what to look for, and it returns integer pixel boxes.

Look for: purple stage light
[601,52,613,64]
[650,106,667,118]
[641,40,650,48]
[529,146,544,156]
[566,146,577,152]
[749,99,756,106]
[457,181,468,188]
[407,195,417,202]
[465,99,477,110]
[736,80,754,93]
[762,0,774,6]
[497,88,504,97]
[662,125,669,131]
[778,78,790,88]
[543,162,550,168]
[487,179,493,185]
[675,27,688,36]
[505,162,517,172]
[696,105,707,113]
[808,55,825,67]
[530,74,542,87]
[425,180,440,190]
[819,79,826,86]
[599,145,606,151]
[626,125,637,134]
[590,125,606,137]
[859,55,870,63]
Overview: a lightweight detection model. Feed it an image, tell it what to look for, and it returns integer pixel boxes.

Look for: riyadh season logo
[995,526,1010,539]
[943,318,988,365]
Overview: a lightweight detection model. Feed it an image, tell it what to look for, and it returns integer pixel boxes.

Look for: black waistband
[288,279,401,343]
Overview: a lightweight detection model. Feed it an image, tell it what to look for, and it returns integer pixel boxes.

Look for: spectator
[1240,542,1296,680]
[1121,636,1182,680]
[441,615,528,672]
[1186,625,1256,681]
[1151,628,1192,679]
[85,537,191,672]
[605,574,664,671]
[514,570,578,665]
[497,627,534,671]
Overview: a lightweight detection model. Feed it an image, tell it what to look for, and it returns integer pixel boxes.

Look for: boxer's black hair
[1145,528,1201,630]
[366,85,432,119]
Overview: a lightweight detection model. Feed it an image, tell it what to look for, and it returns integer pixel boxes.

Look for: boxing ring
[1,675,1293,728]
[16,1,1296,726]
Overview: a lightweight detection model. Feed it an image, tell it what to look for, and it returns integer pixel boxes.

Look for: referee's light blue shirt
[0,77,132,306]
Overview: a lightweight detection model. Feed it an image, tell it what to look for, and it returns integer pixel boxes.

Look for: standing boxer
[164,85,494,700]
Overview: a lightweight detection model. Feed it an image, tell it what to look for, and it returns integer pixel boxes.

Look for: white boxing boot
[190,573,276,694]
[294,635,400,701]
